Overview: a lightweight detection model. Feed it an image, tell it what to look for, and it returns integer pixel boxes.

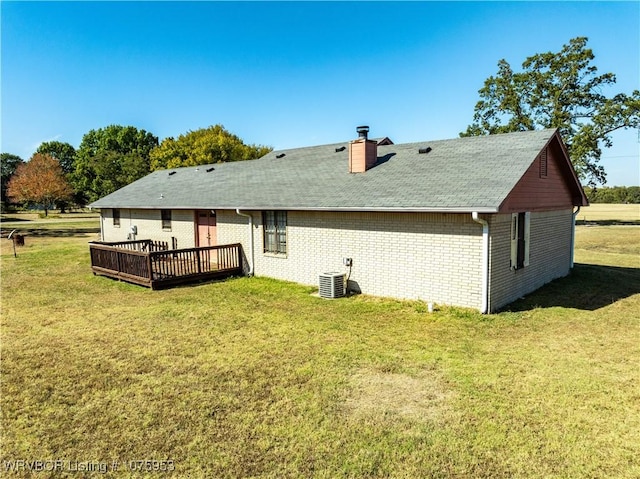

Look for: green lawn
[578,203,640,223]
[1,226,639,478]
[0,211,101,237]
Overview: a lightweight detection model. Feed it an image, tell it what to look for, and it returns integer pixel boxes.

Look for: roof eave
[236,206,500,213]
[90,204,500,214]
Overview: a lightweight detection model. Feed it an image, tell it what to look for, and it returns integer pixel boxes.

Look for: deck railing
[92,239,169,252]
[89,242,243,289]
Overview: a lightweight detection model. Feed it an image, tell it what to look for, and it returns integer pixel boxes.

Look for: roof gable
[499,131,588,212]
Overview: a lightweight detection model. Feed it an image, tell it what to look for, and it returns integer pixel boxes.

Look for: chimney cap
[356,125,370,139]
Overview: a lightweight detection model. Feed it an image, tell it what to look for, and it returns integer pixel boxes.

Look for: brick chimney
[349,126,378,173]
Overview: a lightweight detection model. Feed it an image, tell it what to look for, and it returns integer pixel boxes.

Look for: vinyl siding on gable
[500,141,575,213]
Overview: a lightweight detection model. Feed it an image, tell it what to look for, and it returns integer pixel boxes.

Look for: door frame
[195,210,217,247]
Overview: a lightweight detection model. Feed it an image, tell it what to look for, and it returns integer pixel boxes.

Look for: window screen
[263,211,287,254]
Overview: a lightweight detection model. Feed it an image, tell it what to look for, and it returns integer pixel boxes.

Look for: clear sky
[2,1,639,186]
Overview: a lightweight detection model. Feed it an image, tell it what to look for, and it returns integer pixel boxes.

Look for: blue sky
[2,1,639,186]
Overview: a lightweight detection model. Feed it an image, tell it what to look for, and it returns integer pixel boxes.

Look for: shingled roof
[90,128,581,213]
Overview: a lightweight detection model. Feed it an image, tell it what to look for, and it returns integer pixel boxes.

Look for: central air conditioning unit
[318,272,346,299]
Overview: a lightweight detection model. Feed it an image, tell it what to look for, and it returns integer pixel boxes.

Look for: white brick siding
[98,207,574,312]
[100,209,196,249]
[488,209,573,311]
[217,210,484,309]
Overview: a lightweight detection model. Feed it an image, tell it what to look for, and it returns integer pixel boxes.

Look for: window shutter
[523,212,531,267]
[510,213,518,269]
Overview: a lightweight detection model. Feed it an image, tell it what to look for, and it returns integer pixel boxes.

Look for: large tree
[1,153,25,208]
[73,125,158,203]
[36,141,77,174]
[7,153,73,216]
[461,37,640,186]
[36,141,78,210]
[150,124,272,170]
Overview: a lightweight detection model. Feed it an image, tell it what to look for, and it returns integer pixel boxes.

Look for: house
[89,127,588,312]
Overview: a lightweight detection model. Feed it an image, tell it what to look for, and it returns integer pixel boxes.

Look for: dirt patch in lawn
[343,368,454,422]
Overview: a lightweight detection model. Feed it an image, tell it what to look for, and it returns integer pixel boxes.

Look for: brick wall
[100,209,196,249]
[98,207,574,312]
[218,210,484,309]
[488,209,573,311]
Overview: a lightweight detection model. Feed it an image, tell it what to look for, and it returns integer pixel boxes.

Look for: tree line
[584,186,640,204]
[1,125,272,214]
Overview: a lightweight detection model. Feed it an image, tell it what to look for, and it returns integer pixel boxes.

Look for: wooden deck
[89,240,243,289]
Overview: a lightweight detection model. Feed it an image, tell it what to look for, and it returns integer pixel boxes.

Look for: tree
[150,124,272,170]
[461,37,640,186]
[7,153,73,216]
[36,141,77,174]
[627,186,640,204]
[1,153,25,208]
[73,125,158,203]
[36,141,78,211]
[585,185,640,204]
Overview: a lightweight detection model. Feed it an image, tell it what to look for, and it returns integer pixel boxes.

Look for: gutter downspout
[472,212,489,314]
[235,209,254,276]
[90,207,105,241]
[570,206,581,268]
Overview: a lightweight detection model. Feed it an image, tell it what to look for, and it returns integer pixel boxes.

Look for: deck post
[116,250,122,278]
[147,254,153,282]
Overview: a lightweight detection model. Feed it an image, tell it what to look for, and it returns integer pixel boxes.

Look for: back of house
[90,127,588,312]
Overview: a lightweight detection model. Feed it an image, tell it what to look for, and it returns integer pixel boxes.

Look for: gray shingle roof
[89,129,559,213]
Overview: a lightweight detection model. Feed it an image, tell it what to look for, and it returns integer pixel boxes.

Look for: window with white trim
[510,212,530,270]
[161,209,172,231]
[263,211,287,254]
[112,208,121,227]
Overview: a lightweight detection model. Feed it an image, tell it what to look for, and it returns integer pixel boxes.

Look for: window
[510,212,530,270]
[112,209,120,227]
[161,209,172,231]
[263,211,287,254]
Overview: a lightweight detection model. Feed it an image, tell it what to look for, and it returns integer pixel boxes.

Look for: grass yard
[1,225,639,478]
[0,211,101,238]
[577,203,640,224]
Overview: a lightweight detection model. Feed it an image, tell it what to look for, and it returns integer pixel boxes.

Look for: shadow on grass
[0,228,100,238]
[0,216,33,222]
[576,220,640,226]
[504,263,640,312]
